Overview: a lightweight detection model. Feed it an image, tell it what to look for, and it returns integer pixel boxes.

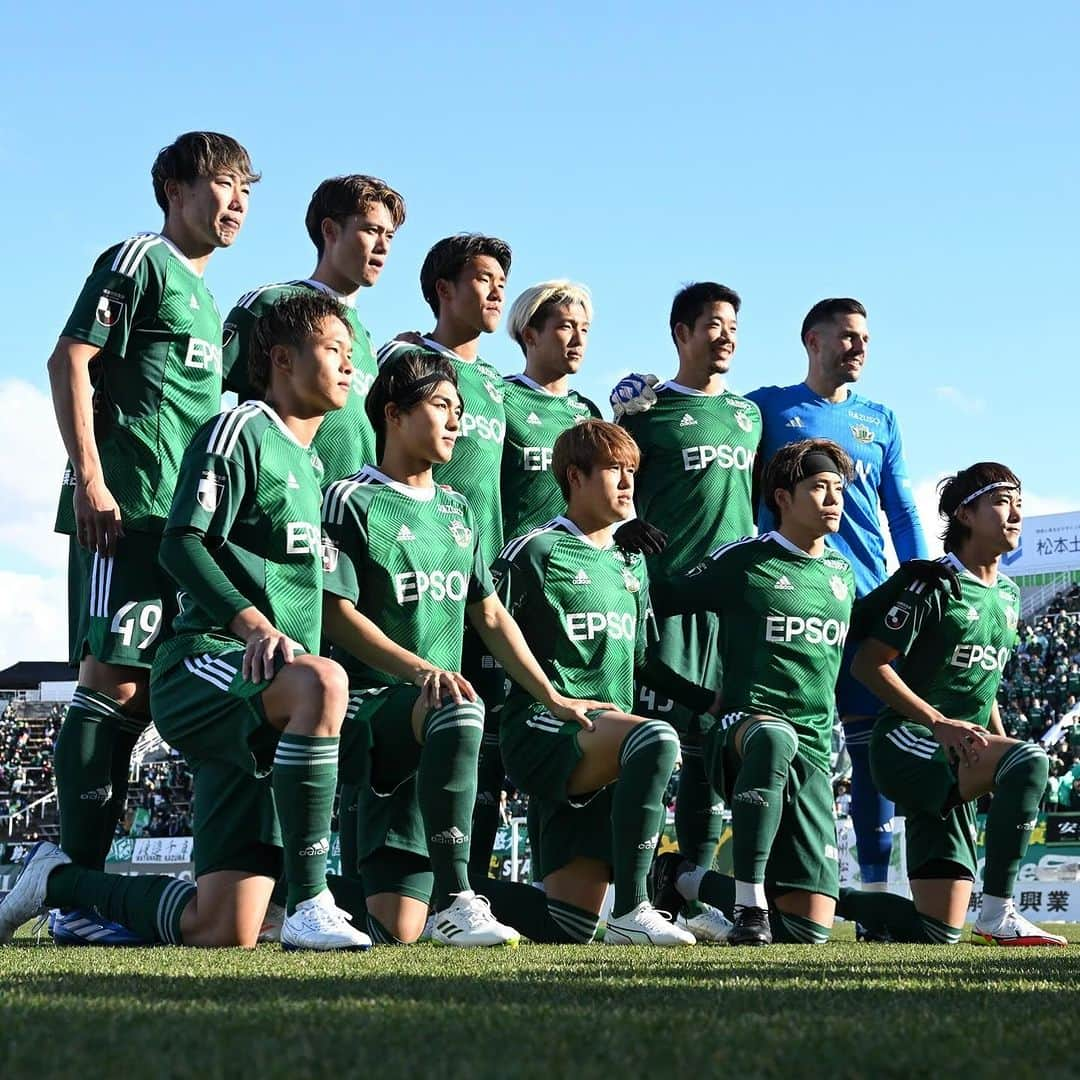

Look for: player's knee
[290,655,349,728]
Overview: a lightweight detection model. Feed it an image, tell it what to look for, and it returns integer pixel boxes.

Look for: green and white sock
[837,887,962,944]
[983,742,1050,898]
[472,875,600,943]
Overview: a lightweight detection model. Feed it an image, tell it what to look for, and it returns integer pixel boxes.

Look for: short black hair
[419,234,512,318]
[304,175,406,256]
[762,438,853,519]
[669,282,740,344]
[799,298,867,345]
[938,462,1021,553]
[151,131,259,214]
[248,291,352,399]
[366,352,459,459]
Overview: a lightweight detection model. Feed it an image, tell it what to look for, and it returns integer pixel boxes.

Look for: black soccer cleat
[728,905,772,946]
[647,851,687,919]
[855,921,894,943]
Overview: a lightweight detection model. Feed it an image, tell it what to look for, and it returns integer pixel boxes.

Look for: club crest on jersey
[734,410,754,432]
[449,519,472,549]
[222,324,237,350]
[622,568,641,593]
[885,601,912,630]
[829,575,848,600]
[321,537,340,573]
[850,424,874,444]
[484,379,504,404]
[824,557,848,570]
[95,291,125,328]
[1004,604,1018,631]
[196,470,225,513]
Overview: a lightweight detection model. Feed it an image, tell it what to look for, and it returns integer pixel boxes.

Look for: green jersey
[153,401,325,674]
[222,278,379,483]
[653,532,856,774]
[621,380,761,578]
[500,374,600,539]
[321,466,493,688]
[493,515,651,714]
[54,233,224,534]
[378,337,507,566]
[858,553,1021,731]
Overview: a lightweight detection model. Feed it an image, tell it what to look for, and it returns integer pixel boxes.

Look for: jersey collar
[300,278,357,309]
[767,530,823,559]
[507,372,567,398]
[421,336,480,366]
[555,514,615,550]
[358,464,437,502]
[251,400,308,448]
[655,379,718,396]
[155,233,202,278]
[942,551,997,589]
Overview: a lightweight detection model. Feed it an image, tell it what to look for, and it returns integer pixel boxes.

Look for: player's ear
[269,343,294,380]
[673,321,691,347]
[321,216,340,250]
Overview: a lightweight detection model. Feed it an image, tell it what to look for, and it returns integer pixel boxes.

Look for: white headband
[957,480,1020,509]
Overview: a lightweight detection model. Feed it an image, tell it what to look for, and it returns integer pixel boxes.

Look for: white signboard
[1001,509,1080,576]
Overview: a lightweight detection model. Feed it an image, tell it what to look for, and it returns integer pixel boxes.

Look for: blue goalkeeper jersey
[747,382,926,597]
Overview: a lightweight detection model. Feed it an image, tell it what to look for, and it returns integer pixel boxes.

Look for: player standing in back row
[45,132,258,944]
[747,299,927,896]
[617,283,761,942]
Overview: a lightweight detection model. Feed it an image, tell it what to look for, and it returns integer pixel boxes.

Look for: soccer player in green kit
[321,354,610,947]
[377,235,513,876]
[477,420,694,946]
[222,174,405,483]
[649,439,856,946]
[44,132,258,944]
[2,293,369,951]
[619,282,761,942]
[840,463,1065,947]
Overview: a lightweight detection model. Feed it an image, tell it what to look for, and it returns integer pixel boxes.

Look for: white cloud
[0,379,67,573]
[0,571,67,670]
[934,385,986,416]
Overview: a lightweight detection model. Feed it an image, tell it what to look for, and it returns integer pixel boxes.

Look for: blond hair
[507,280,593,355]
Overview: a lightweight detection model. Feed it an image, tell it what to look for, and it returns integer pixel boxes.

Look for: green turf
[2,923,1077,1079]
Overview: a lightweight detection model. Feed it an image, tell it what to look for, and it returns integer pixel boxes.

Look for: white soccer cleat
[0,841,70,945]
[677,902,733,944]
[280,889,371,952]
[431,891,520,948]
[973,906,1067,947]
[417,912,436,942]
[257,902,286,944]
[605,901,696,946]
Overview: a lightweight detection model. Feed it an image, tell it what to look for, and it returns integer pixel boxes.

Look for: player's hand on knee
[75,476,124,555]
[231,609,299,683]
[898,558,963,601]
[614,518,668,555]
[609,373,659,419]
[932,716,990,767]
[416,667,476,708]
[548,695,615,731]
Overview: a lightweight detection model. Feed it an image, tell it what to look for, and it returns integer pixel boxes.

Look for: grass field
[2,923,1078,1080]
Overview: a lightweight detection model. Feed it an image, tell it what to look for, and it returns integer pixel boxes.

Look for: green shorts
[635,611,719,740]
[871,719,976,877]
[501,701,613,881]
[150,647,283,879]
[706,714,840,899]
[67,532,177,668]
[360,846,433,904]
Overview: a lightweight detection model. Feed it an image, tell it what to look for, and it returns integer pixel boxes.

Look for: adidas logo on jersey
[679,413,697,427]
[430,827,468,845]
[774,575,794,591]
[189,295,200,310]
[396,524,416,542]
[573,569,592,585]
[967,608,980,621]
[785,416,804,428]
[527,412,542,426]
[286,472,299,489]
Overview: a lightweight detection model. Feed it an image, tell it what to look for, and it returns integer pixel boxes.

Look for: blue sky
[1,2,1077,664]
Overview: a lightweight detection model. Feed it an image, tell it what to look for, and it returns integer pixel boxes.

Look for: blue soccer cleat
[50,907,147,946]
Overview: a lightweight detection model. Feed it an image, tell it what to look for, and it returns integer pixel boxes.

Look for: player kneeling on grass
[0,292,369,952]
[840,463,1065,947]
[472,420,695,947]
[321,354,610,948]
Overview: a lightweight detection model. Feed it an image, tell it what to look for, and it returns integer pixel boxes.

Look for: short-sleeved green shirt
[222,278,379,483]
[321,466,493,687]
[653,531,856,775]
[378,338,507,567]
[55,233,225,534]
[500,374,600,539]
[152,401,325,675]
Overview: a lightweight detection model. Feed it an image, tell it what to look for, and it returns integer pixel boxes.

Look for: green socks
[337,784,361,880]
[418,700,485,910]
[471,875,599,943]
[837,888,962,944]
[612,720,680,916]
[731,719,798,884]
[984,742,1050,899]
[674,741,724,870]
[772,910,831,944]
[54,686,147,868]
[468,731,504,879]
[46,865,195,944]
[272,733,339,912]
